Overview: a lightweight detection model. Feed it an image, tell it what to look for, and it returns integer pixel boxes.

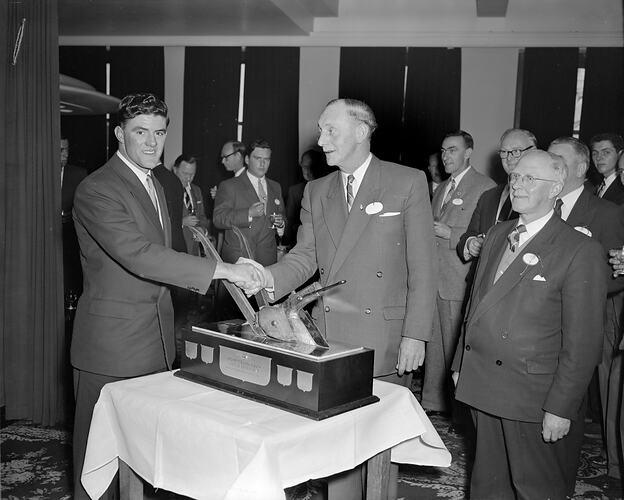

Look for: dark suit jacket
[600,177,624,205]
[284,181,306,246]
[62,164,88,219]
[453,216,607,423]
[71,153,216,377]
[269,156,437,376]
[61,164,88,291]
[153,164,186,253]
[213,173,285,266]
[182,183,211,255]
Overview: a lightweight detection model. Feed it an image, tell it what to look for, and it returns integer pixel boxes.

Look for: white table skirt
[81,371,451,500]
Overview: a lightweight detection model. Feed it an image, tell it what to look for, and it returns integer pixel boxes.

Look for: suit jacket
[452,216,607,423]
[182,183,211,255]
[268,156,436,376]
[284,181,306,246]
[71,153,216,377]
[431,167,496,301]
[153,164,186,253]
[599,177,624,205]
[213,173,285,266]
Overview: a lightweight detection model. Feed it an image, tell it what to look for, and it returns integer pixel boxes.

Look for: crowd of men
[65,92,624,499]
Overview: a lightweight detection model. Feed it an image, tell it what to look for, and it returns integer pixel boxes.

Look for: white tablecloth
[81,371,451,500]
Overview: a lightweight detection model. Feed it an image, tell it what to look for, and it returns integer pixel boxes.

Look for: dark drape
[339,48,407,164]
[3,0,67,425]
[243,47,300,194]
[518,48,579,148]
[403,48,461,170]
[183,47,241,197]
[579,48,624,145]
[59,47,108,173]
[0,0,7,411]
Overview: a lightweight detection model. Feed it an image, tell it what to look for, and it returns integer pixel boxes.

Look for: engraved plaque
[219,346,271,386]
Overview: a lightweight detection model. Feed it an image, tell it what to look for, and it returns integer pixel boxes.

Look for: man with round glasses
[458,128,536,262]
[452,149,607,499]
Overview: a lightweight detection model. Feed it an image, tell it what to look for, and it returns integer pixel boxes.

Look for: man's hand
[608,248,624,277]
[214,262,263,290]
[396,338,425,376]
[467,235,484,258]
[542,412,570,442]
[235,257,274,295]
[182,215,199,227]
[210,186,217,200]
[433,221,451,240]
[248,202,265,219]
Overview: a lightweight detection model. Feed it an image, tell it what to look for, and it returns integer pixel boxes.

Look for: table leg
[119,460,144,500]
[365,449,391,500]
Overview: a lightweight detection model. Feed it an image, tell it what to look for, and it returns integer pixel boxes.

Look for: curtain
[183,47,241,198]
[0,0,7,412]
[518,48,579,148]
[579,48,624,145]
[59,47,108,173]
[403,48,461,170]
[339,48,407,164]
[243,47,300,194]
[3,0,67,425]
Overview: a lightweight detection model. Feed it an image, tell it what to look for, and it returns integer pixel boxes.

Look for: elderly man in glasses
[452,150,607,499]
[458,128,537,262]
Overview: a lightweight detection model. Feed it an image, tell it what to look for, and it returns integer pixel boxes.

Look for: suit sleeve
[74,179,216,293]
[403,174,437,341]
[269,182,318,299]
[213,180,253,229]
[543,238,607,419]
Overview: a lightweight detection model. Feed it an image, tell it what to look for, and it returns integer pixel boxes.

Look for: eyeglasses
[498,146,533,159]
[508,172,557,188]
[221,151,237,161]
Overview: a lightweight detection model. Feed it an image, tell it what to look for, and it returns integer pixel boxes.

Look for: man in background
[458,128,536,263]
[210,140,247,200]
[427,152,443,198]
[71,93,260,499]
[453,150,607,499]
[423,130,495,419]
[591,133,624,204]
[172,154,211,256]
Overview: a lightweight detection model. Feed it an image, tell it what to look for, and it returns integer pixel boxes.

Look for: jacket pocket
[383,306,406,320]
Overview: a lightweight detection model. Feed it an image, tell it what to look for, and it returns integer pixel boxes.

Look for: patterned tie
[440,178,456,213]
[553,198,563,217]
[596,180,606,198]
[184,187,194,214]
[257,178,267,209]
[145,172,162,226]
[346,174,355,211]
[507,224,527,252]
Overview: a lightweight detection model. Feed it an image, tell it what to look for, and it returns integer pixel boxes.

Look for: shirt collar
[450,165,471,185]
[234,167,246,177]
[518,210,554,245]
[117,151,151,184]
[341,153,372,187]
[558,185,584,221]
[603,172,617,188]
[246,170,265,186]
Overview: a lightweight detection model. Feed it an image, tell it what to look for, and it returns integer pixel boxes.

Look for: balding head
[498,128,537,174]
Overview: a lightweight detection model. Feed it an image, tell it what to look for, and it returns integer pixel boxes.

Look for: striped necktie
[440,178,456,212]
[346,174,355,211]
[507,224,527,252]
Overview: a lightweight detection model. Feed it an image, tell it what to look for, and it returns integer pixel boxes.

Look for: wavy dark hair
[117,93,168,127]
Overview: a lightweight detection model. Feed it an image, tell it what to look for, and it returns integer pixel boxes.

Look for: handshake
[217,257,274,296]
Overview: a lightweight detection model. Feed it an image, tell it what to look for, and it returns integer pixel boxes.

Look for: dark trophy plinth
[175,321,378,420]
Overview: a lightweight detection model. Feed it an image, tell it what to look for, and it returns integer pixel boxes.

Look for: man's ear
[244,155,249,166]
[114,125,124,144]
[577,161,588,178]
[551,181,564,199]
[355,122,369,143]
[464,147,473,162]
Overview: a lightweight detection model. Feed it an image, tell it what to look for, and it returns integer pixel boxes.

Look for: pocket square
[379,212,401,217]
[532,274,546,282]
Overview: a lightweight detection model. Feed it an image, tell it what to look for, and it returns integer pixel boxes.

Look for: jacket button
[465,345,471,351]
[496,360,502,366]
[501,331,508,339]
[364,308,371,314]
[320,268,324,275]
[324,305,330,312]
[376,271,383,278]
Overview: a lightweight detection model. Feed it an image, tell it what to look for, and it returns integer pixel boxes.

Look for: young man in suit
[591,133,624,205]
[213,139,285,267]
[458,128,537,262]
[548,136,624,482]
[422,130,495,415]
[452,150,607,499]
[172,154,211,256]
[237,98,437,499]
[71,93,261,500]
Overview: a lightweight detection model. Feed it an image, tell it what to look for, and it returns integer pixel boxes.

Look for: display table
[81,371,450,500]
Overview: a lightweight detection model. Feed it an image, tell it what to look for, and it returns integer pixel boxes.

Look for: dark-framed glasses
[498,145,533,159]
[508,172,557,188]
[221,151,238,161]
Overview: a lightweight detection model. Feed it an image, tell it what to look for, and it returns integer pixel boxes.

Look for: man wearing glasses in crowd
[458,128,537,262]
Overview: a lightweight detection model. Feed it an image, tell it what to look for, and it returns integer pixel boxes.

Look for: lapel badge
[452,198,463,206]
[274,199,280,206]
[522,253,539,266]
[365,202,383,215]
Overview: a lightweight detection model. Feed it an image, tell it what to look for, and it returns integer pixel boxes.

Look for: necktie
[441,178,456,213]
[184,187,193,213]
[145,173,162,226]
[553,198,563,217]
[507,224,527,252]
[346,174,355,211]
[258,178,267,209]
[597,180,606,198]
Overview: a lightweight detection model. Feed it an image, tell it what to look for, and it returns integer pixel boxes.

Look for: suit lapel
[468,217,561,326]
[155,180,171,247]
[565,188,592,228]
[328,159,381,280]
[320,172,347,251]
[432,177,450,218]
